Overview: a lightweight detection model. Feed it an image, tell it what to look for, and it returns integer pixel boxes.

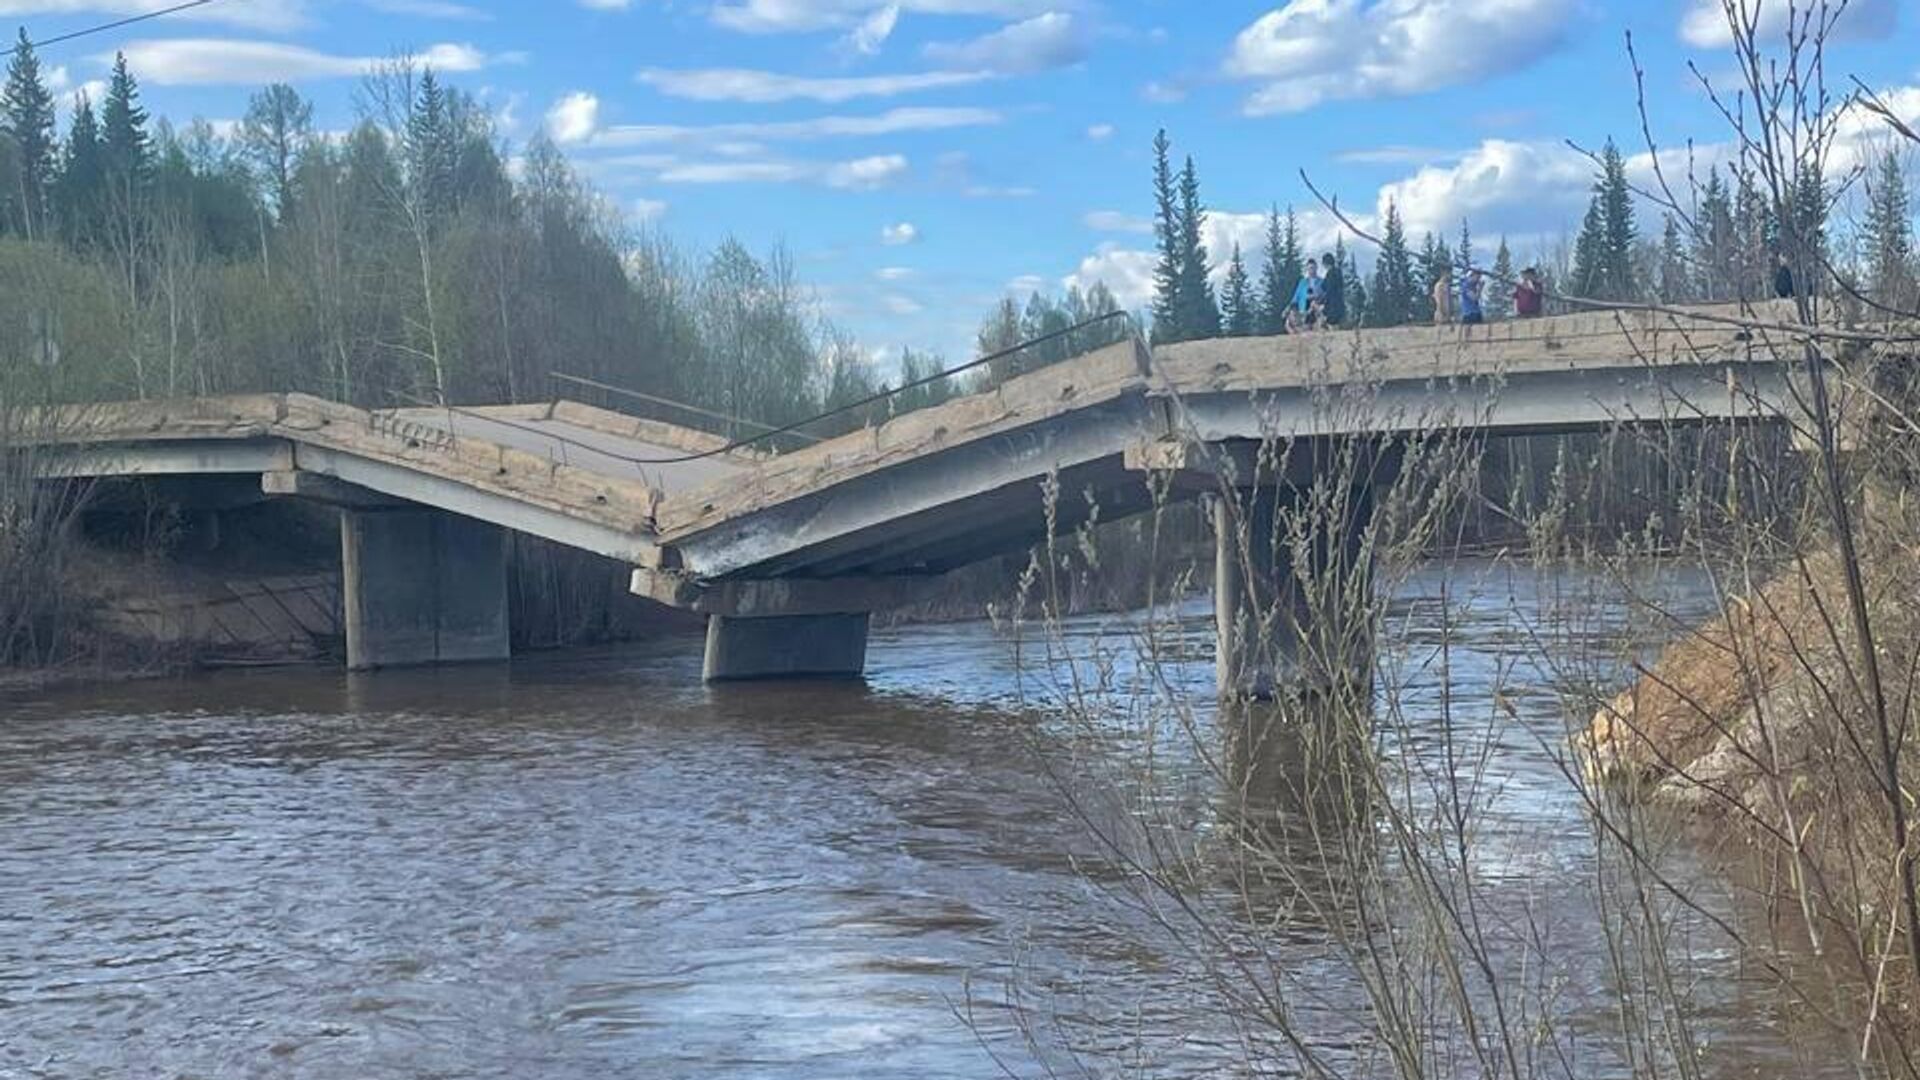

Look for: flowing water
[0,560,1855,1078]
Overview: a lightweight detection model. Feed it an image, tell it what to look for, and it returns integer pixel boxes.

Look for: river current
[0,560,1853,1078]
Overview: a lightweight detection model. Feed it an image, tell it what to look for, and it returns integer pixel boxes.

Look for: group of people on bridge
[1285,257,1551,333]
[1285,253,1349,332]
[1431,264,1547,326]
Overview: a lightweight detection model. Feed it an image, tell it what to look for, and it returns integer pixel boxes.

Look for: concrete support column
[1212,483,1375,701]
[341,509,510,671]
[703,612,870,682]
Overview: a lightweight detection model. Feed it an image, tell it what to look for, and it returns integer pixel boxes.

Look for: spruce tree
[100,53,152,195]
[1489,238,1514,319]
[1369,201,1414,326]
[1148,129,1182,342]
[1864,151,1915,310]
[1694,167,1735,300]
[1599,140,1635,297]
[1258,205,1300,335]
[1733,166,1772,298]
[1457,218,1474,273]
[2,28,56,239]
[1571,140,1637,300]
[1658,214,1692,302]
[1333,237,1359,327]
[408,70,458,220]
[1787,158,1827,272]
[55,95,103,245]
[1175,155,1219,339]
[1222,243,1255,336]
[1414,232,1451,322]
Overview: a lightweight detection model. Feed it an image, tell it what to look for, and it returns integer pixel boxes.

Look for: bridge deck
[23,301,1828,595]
[390,402,753,496]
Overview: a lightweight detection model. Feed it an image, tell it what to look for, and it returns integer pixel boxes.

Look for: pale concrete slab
[389,408,752,496]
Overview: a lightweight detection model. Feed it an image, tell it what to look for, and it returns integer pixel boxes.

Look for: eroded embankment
[1584,534,1920,948]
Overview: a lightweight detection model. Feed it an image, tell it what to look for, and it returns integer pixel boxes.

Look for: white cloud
[1065,243,1156,308]
[1086,123,1114,141]
[845,4,900,54]
[1084,209,1151,233]
[709,0,1052,33]
[876,266,915,281]
[644,153,910,189]
[633,197,667,221]
[922,11,1086,74]
[362,0,490,17]
[545,91,600,144]
[883,294,924,314]
[1065,208,1347,310]
[109,38,509,85]
[826,153,909,189]
[638,66,995,103]
[586,106,1000,148]
[1678,0,1895,48]
[881,221,920,245]
[581,0,630,8]
[1225,0,1573,115]
[1375,137,1591,239]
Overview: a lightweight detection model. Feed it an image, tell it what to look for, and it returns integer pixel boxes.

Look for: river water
[0,560,1853,1079]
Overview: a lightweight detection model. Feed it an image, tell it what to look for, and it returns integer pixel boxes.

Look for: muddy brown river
[0,561,1858,1078]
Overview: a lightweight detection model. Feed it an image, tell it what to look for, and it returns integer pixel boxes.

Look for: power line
[4,0,227,59]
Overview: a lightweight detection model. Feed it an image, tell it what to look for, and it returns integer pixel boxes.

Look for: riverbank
[1583,521,1920,1050]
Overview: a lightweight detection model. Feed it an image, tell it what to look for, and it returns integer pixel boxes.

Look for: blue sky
[8,0,1920,367]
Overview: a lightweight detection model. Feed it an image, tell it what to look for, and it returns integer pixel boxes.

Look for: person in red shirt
[1513,267,1545,318]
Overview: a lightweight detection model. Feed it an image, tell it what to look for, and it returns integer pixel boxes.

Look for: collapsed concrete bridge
[24,302,1820,694]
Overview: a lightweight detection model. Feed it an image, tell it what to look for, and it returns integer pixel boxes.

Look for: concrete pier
[1212,485,1374,700]
[341,509,510,671]
[703,613,870,682]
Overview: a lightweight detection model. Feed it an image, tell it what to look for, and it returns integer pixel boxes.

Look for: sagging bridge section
[25,303,1813,695]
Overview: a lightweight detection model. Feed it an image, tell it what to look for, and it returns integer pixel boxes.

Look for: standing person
[1291,259,1322,331]
[1460,269,1485,326]
[1430,261,1454,325]
[1320,253,1346,329]
[1773,251,1796,299]
[1514,267,1544,318]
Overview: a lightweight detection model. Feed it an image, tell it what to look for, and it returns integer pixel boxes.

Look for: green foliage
[6,55,1153,437]
[1571,140,1636,301]
[1221,243,1255,337]
[1,29,56,240]
[1147,130,1219,344]
[1369,202,1415,327]
[974,284,1125,388]
[1658,214,1692,303]
[1489,238,1514,318]
[1258,205,1300,335]
[1864,151,1915,309]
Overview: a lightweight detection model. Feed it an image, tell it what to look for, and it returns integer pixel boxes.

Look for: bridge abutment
[703,613,871,682]
[341,508,510,671]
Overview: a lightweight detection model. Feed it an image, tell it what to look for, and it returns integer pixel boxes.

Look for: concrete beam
[633,568,935,617]
[263,470,410,510]
[704,613,870,682]
[293,444,659,565]
[663,397,1160,579]
[30,439,293,479]
[1163,362,1799,446]
[341,509,510,670]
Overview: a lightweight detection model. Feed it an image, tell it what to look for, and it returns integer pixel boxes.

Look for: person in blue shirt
[1288,259,1323,331]
[1460,269,1485,326]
